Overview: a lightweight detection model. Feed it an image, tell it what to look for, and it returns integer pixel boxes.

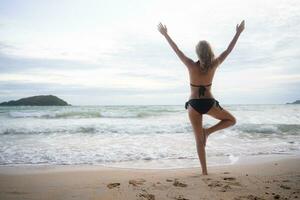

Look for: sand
[0,156,299,200]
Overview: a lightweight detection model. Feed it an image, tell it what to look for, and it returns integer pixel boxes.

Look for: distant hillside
[286,100,300,104]
[0,95,70,106]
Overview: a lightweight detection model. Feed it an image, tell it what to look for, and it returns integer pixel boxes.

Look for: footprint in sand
[280,185,291,190]
[220,186,232,192]
[207,181,223,187]
[205,177,241,192]
[175,195,189,200]
[201,178,212,183]
[222,177,242,187]
[233,194,265,200]
[223,177,236,181]
[139,192,155,200]
[165,178,188,187]
[207,180,231,192]
[107,182,120,189]
[219,184,232,192]
[173,179,188,187]
[129,178,146,186]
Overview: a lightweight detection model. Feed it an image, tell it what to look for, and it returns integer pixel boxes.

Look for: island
[286,100,300,104]
[0,95,70,106]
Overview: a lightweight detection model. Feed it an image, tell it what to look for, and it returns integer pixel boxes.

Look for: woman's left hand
[236,20,245,34]
[157,22,168,36]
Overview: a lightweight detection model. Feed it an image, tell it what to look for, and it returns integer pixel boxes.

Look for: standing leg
[188,105,208,175]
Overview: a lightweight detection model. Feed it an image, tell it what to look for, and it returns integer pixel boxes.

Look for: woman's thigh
[206,104,236,121]
[188,105,203,138]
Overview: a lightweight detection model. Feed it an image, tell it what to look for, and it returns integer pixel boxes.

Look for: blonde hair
[195,40,215,72]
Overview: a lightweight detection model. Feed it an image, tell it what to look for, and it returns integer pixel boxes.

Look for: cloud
[0,80,188,105]
[0,0,299,104]
[0,51,103,73]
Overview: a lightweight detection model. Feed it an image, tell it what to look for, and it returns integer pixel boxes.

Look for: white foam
[0,104,299,168]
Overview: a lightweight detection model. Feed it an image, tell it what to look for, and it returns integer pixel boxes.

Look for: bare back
[187,59,219,100]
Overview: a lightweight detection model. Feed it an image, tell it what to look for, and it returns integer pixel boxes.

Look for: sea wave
[1,123,299,136]
[0,150,297,167]
[8,110,102,119]
[1,105,299,168]
[7,108,180,119]
[1,126,98,135]
[233,124,300,135]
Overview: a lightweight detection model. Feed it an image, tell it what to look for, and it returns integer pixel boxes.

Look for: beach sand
[0,156,299,200]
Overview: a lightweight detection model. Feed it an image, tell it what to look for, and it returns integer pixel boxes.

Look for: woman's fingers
[157,22,167,35]
[236,20,245,33]
[240,20,245,31]
[240,20,245,28]
[157,23,162,30]
[157,23,165,30]
[158,23,163,29]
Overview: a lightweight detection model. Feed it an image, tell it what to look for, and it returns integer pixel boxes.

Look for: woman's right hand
[236,20,245,34]
[157,22,168,36]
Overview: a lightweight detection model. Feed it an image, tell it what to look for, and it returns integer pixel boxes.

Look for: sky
[0,0,299,105]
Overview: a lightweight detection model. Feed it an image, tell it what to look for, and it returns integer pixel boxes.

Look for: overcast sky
[0,0,299,105]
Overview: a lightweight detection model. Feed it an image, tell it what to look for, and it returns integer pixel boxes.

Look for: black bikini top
[190,83,212,97]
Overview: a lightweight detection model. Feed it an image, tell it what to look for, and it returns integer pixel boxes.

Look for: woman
[158,20,245,175]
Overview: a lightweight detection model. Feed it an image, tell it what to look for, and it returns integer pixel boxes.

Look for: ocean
[0,104,299,168]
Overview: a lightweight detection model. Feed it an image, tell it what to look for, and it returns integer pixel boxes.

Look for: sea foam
[0,104,299,168]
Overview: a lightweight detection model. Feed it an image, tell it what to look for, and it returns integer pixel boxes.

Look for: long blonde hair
[195,40,215,72]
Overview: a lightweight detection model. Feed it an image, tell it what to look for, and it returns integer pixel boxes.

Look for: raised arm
[216,20,245,65]
[157,22,193,67]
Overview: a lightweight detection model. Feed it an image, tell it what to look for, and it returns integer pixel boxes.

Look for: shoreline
[1,155,299,200]
[0,154,298,175]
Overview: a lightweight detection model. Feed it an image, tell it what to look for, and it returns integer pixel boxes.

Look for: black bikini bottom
[185,98,223,114]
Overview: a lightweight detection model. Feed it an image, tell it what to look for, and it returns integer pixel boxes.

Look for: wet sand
[0,156,299,200]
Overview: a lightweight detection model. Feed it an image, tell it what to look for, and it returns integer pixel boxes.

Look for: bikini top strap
[190,83,212,97]
[190,83,212,87]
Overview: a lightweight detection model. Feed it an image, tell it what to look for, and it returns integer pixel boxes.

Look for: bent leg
[188,105,208,175]
[205,104,236,136]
